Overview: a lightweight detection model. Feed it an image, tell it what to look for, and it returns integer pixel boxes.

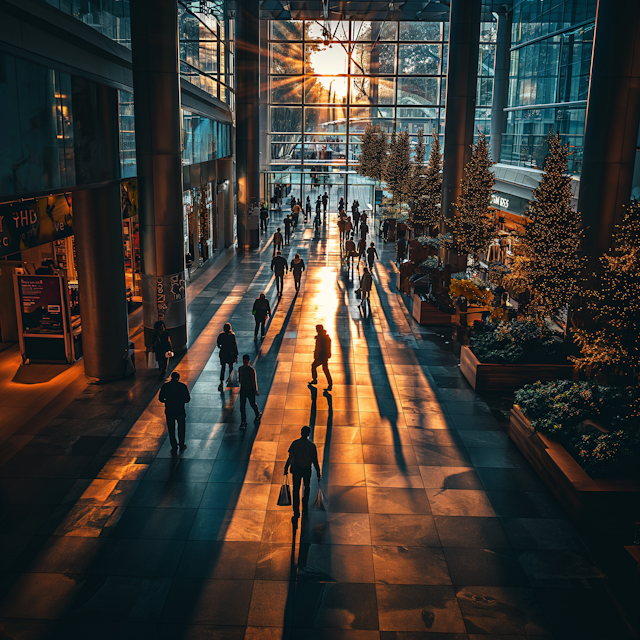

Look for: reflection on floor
[0,213,633,639]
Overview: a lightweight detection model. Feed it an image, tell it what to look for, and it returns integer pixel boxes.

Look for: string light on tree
[450,131,496,264]
[410,129,442,236]
[571,200,640,383]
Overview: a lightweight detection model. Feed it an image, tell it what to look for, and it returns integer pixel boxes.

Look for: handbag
[355,288,362,299]
[277,475,292,506]
[313,484,328,511]
[147,352,158,368]
[226,367,239,387]
[165,351,174,359]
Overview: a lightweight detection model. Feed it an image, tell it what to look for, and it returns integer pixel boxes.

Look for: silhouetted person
[310,324,333,391]
[357,236,366,263]
[284,426,321,520]
[35,259,56,275]
[367,242,379,270]
[159,371,191,452]
[271,250,288,297]
[252,293,271,341]
[283,215,293,245]
[322,191,328,217]
[152,320,172,378]
[359,267,373,309]
[238,354,261,429]
[396,236,407,264]
[360,220,369,240]
[353,207,360,234]
[260,204,269,232]
[273,227,283,256]
[291,254,306,292]
[217,322,238,391]
[344,235,356,267]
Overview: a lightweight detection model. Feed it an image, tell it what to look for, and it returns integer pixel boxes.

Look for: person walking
[238,354,261,429]
[357,236,367,264]
[359,267,373,309]
[337,217,346,249]
[284,426,321,521]
[309,324,333,391]
[273,227,283,256]
[366,242,379,270]
[290,254,306,292]
[338,197,345,215]
[345,216,353,238]
[290,194,295,211]
[271,250,288,297]
[315,196,322,220]
[322,191,328,218]
[305,197,311,223]
[283,215,293,245]
[159,371,191,452]
[151,321,172,379]
[252,292,271,341]
[360,219,369,241]
[217,323,238,391]
[292,204,300,230]
[353,207,360,235]
[260,203,269,232]
[344,234,357,268]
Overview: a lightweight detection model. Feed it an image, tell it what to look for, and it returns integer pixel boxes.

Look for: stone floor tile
[434,517,511,549]
[443,548,529,587]
[367,488,431,515]
[426,490,496,517]
[373,545,451,585]
[369,514,440,547]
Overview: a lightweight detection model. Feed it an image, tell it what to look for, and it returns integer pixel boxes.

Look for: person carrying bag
[283,426,321,521]
[277,475,292,506]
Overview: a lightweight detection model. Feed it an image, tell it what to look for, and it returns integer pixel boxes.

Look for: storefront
[183,182,216,271]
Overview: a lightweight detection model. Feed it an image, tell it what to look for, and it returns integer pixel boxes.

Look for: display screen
[17,276,64,335]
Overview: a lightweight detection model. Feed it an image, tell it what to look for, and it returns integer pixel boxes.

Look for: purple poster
[17,276,64,335]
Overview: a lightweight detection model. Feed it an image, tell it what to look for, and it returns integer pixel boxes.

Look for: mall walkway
[0,213,632,640]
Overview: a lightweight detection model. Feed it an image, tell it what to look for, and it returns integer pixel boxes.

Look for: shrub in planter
[471,320,565,364]
[515,380,640,478]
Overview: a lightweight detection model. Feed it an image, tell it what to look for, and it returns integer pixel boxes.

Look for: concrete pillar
[441,0,481,221]
[578,0,640,257]
[490,7,511,164]
[74,183,130,382]
[235,0,261,249]
[130,0,187,352]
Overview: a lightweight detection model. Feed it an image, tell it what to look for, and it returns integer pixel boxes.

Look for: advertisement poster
[17,275,64,335]
[0,194,73,258]
[121,179,138,219]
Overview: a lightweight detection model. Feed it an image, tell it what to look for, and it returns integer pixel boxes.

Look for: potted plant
[460,320,574,390]
[509,381,640,524]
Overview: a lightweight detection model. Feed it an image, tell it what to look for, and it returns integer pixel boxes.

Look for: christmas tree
[450,132,496,262]
[571,200,640,383]
[515,131,584,319]
[411,129,442,235]
[383,128,411,206]
[357,123,377,181]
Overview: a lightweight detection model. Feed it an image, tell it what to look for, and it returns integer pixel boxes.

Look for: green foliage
[357,123,387,185]
[411,130,442,231]
[450,132,496,260]
[514,131,584,320]
[515,380,640,477]
[384,128,411,205]
[571,200,640,383]
[471,320,566,364]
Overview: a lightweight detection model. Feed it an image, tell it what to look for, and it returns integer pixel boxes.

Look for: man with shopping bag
[284,426,321,521]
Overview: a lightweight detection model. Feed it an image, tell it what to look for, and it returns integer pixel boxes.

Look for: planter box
[412,294,452,324]
[453,306,490,327]
[460,345,574,391]
[509,405,640,524]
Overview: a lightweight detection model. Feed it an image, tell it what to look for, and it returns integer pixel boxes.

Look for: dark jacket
[285,437,320,474]
[217,331,238,363]
[367,246,378,262]
[159,379,191,415]
[313,330,331,361]
[271,255,288,275]
[152,332,172,357]
[290,258,305,277]
[283,217,292,231]
[253,297,271,320]
[238,364,258,394]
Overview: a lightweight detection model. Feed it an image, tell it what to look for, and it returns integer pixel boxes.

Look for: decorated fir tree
[571,200,640,383]
[450,132,496,262]
[383,128,411,206]
[357,123,378,181]
[515,131,584,319]
[411,129,442,234]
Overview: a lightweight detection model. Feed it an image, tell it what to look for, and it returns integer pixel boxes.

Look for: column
[441,0,481,220]
[130,0,187,352]
[235,0,261,249]
[578,0,640,258]
[490,7,511,164]
[74,183,130,382]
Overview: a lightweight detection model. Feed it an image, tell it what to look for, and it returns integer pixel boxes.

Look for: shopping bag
[277,475,292,506]
[165,351,174,359]
[147,352,158,368]
[354,288,362,300]
[313,484,328,511]
[226,367,239,387]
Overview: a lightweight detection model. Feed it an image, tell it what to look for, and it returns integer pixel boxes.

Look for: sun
[307,44,348,98]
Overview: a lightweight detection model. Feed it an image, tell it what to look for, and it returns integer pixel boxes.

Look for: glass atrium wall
[501,0,597,173]
[45,0,235,109]
[266,19,497,209]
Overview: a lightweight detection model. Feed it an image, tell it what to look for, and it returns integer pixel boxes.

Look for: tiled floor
[0,214,633,639]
